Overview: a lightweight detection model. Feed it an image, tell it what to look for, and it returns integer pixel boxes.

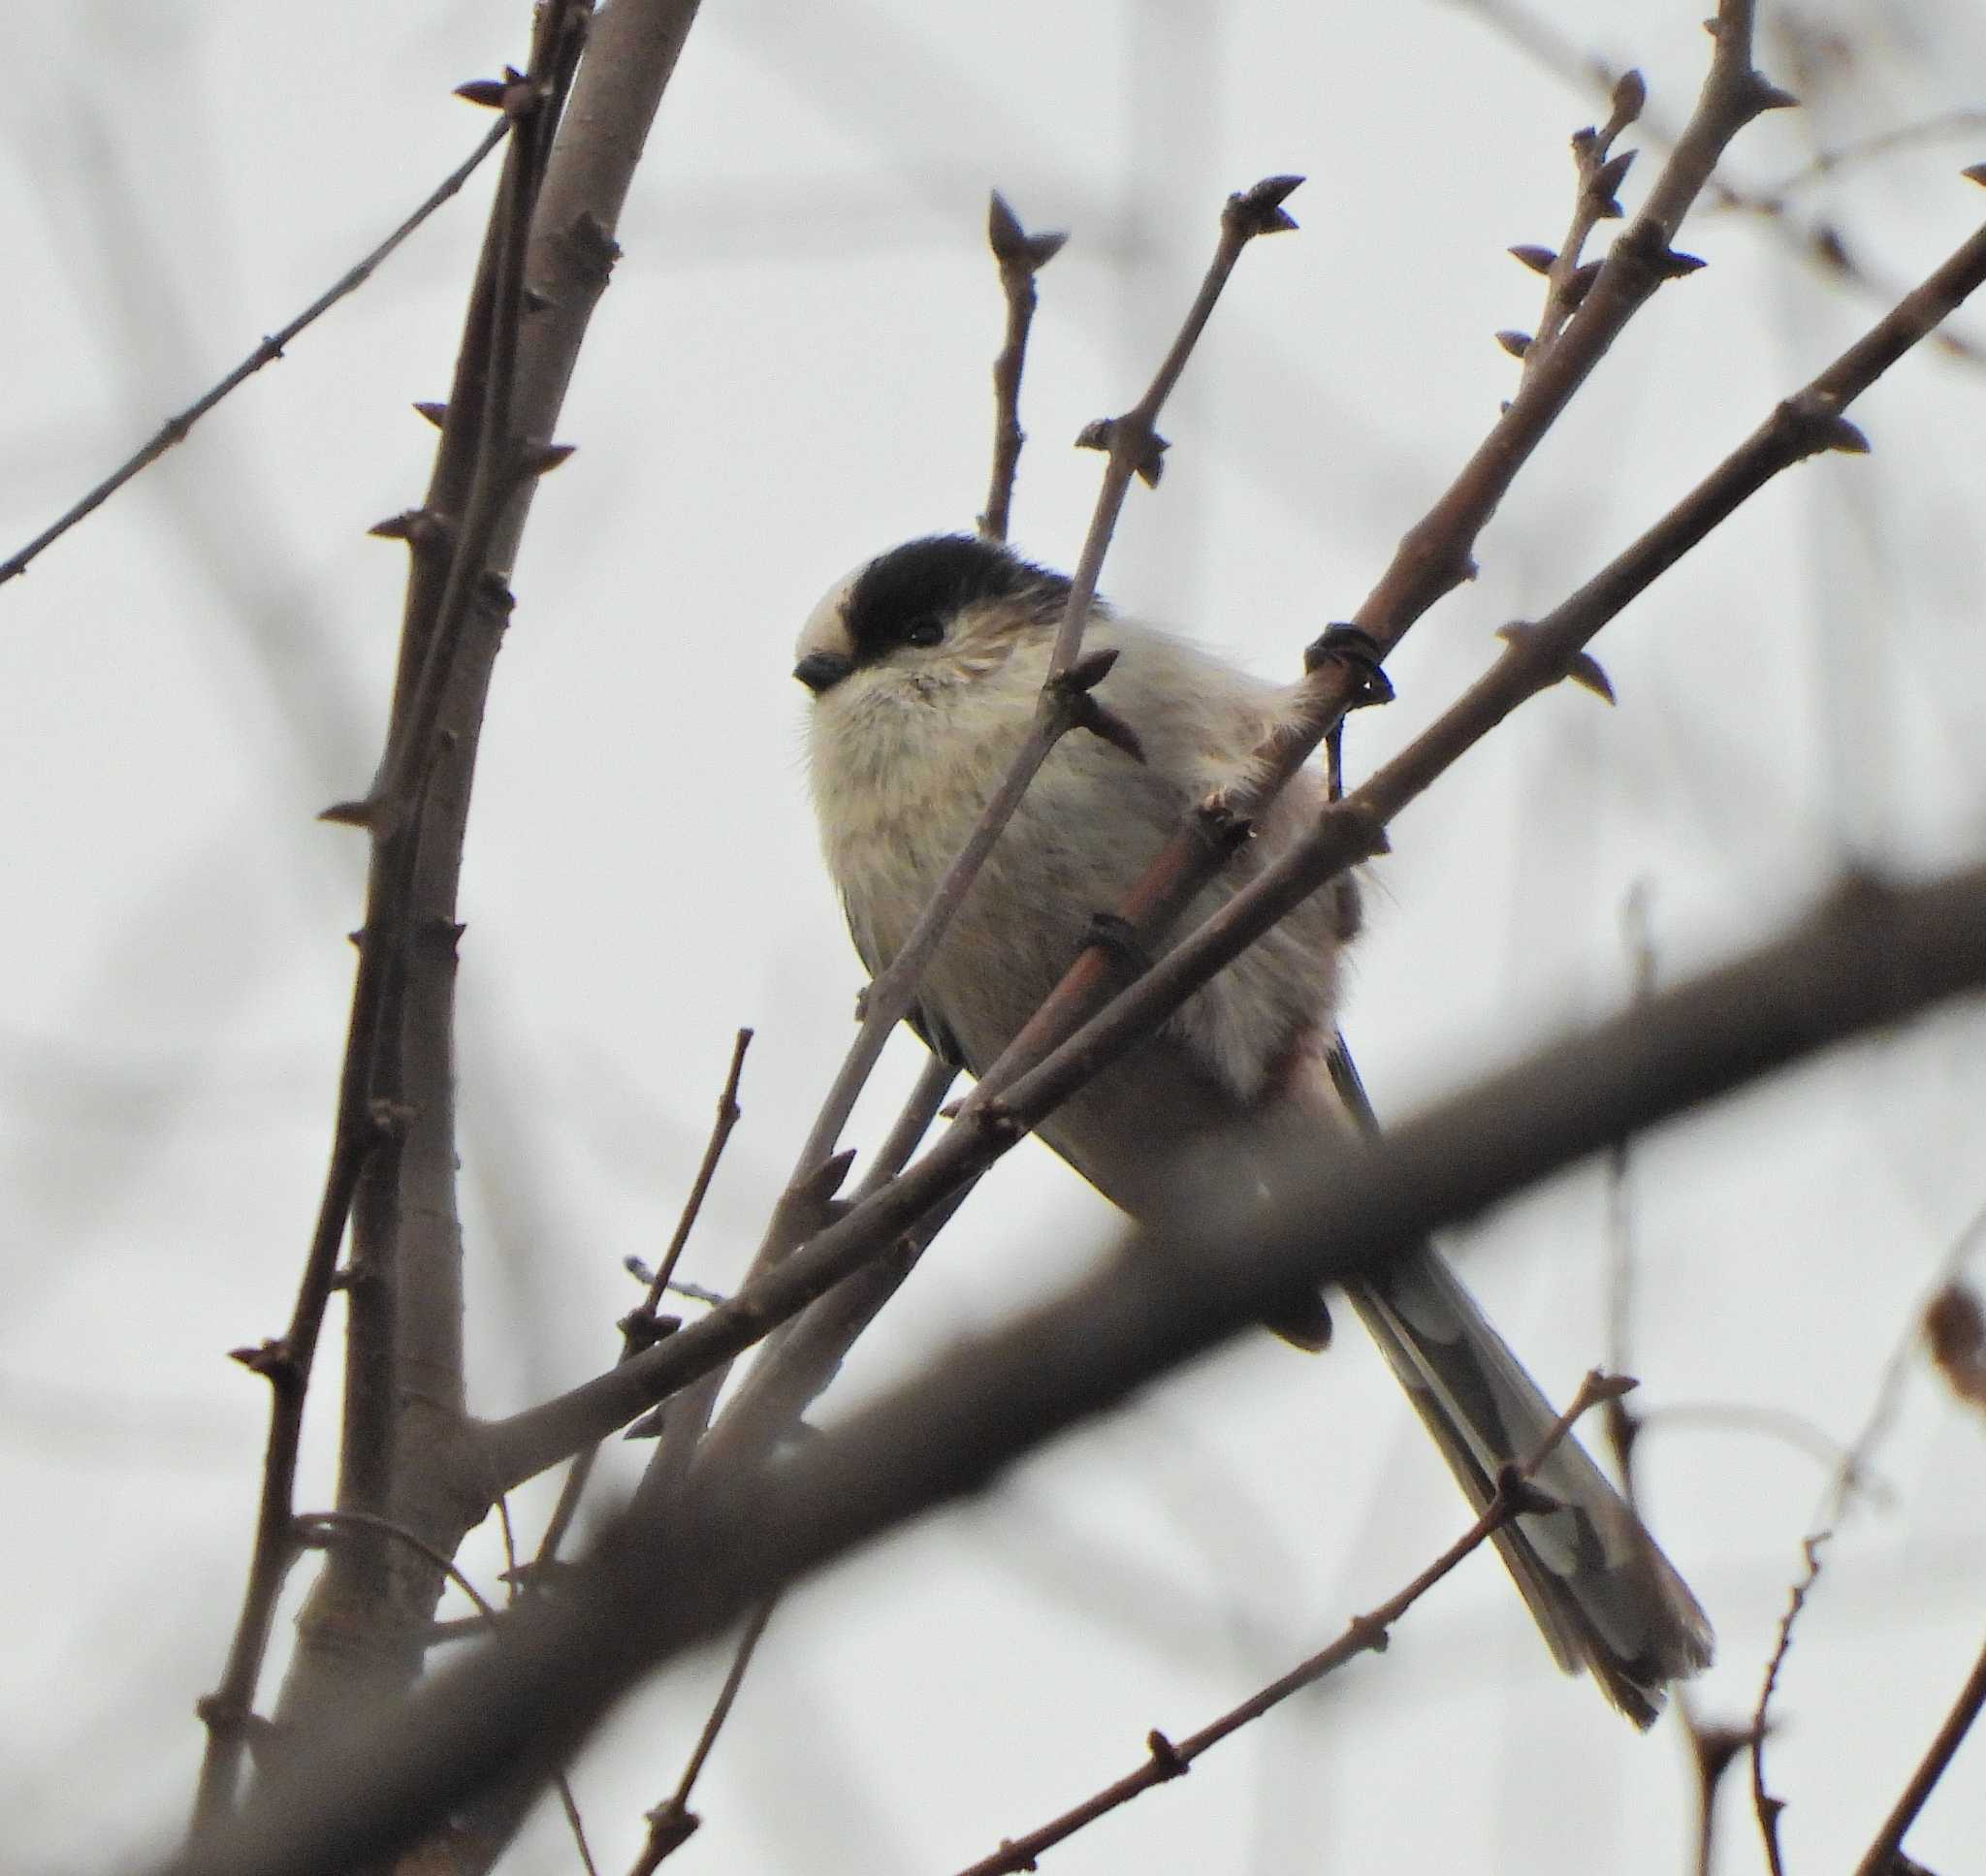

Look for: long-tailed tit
[794,532,1712,1724]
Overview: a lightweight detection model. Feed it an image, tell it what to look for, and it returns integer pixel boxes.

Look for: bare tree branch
[625,1598,776,1874]
[1750,1194,1986,1873]
[953,1371,1633,1876]
[190,0,710,1832]
[151,858,1986,1876]
[0,119,511,591]
[979,191,1067,544]
[952,0,1791,1166]
[1850,1630,1986,1876]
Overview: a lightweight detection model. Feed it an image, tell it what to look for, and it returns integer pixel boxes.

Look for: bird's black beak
[793,651,853,693]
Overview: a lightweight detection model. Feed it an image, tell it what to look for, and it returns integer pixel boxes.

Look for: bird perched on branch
[793,531,1712,1725]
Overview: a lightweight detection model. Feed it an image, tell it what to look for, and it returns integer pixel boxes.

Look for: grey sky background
[4,1,1985,1871]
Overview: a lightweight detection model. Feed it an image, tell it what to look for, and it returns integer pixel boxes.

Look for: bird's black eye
[902,615,945,649]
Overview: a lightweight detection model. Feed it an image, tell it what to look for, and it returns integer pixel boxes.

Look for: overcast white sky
[4,1,1986,1871]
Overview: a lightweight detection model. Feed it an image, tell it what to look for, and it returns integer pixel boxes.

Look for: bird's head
[793,534,1076,700]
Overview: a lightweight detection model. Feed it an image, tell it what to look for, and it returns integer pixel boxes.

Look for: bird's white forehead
[794,563,864,664]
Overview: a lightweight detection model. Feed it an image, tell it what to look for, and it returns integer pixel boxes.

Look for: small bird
[794,532,1713,1724]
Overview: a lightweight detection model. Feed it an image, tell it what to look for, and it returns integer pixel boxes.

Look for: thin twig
[953,1373,1630,1876]
[0,121,510,591]
[1750,1194,1986,1874]
[1756,109,1986,203]
[1635,1401,1882,1486]
[1849,1629,1986,1876]
[1456,0,1986,366]
[148,861,1986,1876]
[1515,69,1653,386]
[536,1028,753,1573]
[648,1028,754,1311]
[626,1600,777,1874]
[979,192,1067,544]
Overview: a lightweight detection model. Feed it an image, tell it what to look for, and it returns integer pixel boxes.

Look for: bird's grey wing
[841,893,967,1069]
[1023,1027,1338,1350]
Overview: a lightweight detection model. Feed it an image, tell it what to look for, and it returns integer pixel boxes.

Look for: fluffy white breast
[798,595,1345,1106]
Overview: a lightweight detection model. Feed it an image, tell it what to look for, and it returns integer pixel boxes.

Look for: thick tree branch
[192,0,709,1833]
[156,860,1986,1876]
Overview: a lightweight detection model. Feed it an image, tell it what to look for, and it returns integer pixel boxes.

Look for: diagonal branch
[789,173,1302,1195]
[953,1371,1632,1876]
[1849,1630,1986,1876]
[477,197,1986,1495]
[624,173,1310,1549]
[154,858,1986,1876]
[0,118,511,591]
[955,0,1788,1152]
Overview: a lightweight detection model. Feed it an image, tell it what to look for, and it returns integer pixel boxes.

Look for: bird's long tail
[1318,1035,1712,1726]
[1345,1244,1714,1727]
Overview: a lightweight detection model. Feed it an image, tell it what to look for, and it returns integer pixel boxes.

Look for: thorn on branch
[367,508,450,549]
[558,209,622,288]
[518,441,577,478]
[474,573,518,619]
[1589,148,1637,209]
[801,1148,859,1207]
[1074,416,1169,487]
[414,399,448,429]
[411,917,468,962]
[1562,259,1604,308]
[1068,693,1146,763]
[626,1404,667,1441]
[1778,389,1872,457]
[1346,1611,1391,1654]
[617,1310,683,1354]
[1965,163,1986,188]
[1495,621,1616,702]
[1495,329,1534,359]
[1221,174,1304,240]
[1059,646,1120,693]
[453,75,514,111]
[1509,243,1557,275]
[318,797,379,829]
[641,1801,702,1861]
[227,1338,301,1385]
[1740,73,1802,119]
